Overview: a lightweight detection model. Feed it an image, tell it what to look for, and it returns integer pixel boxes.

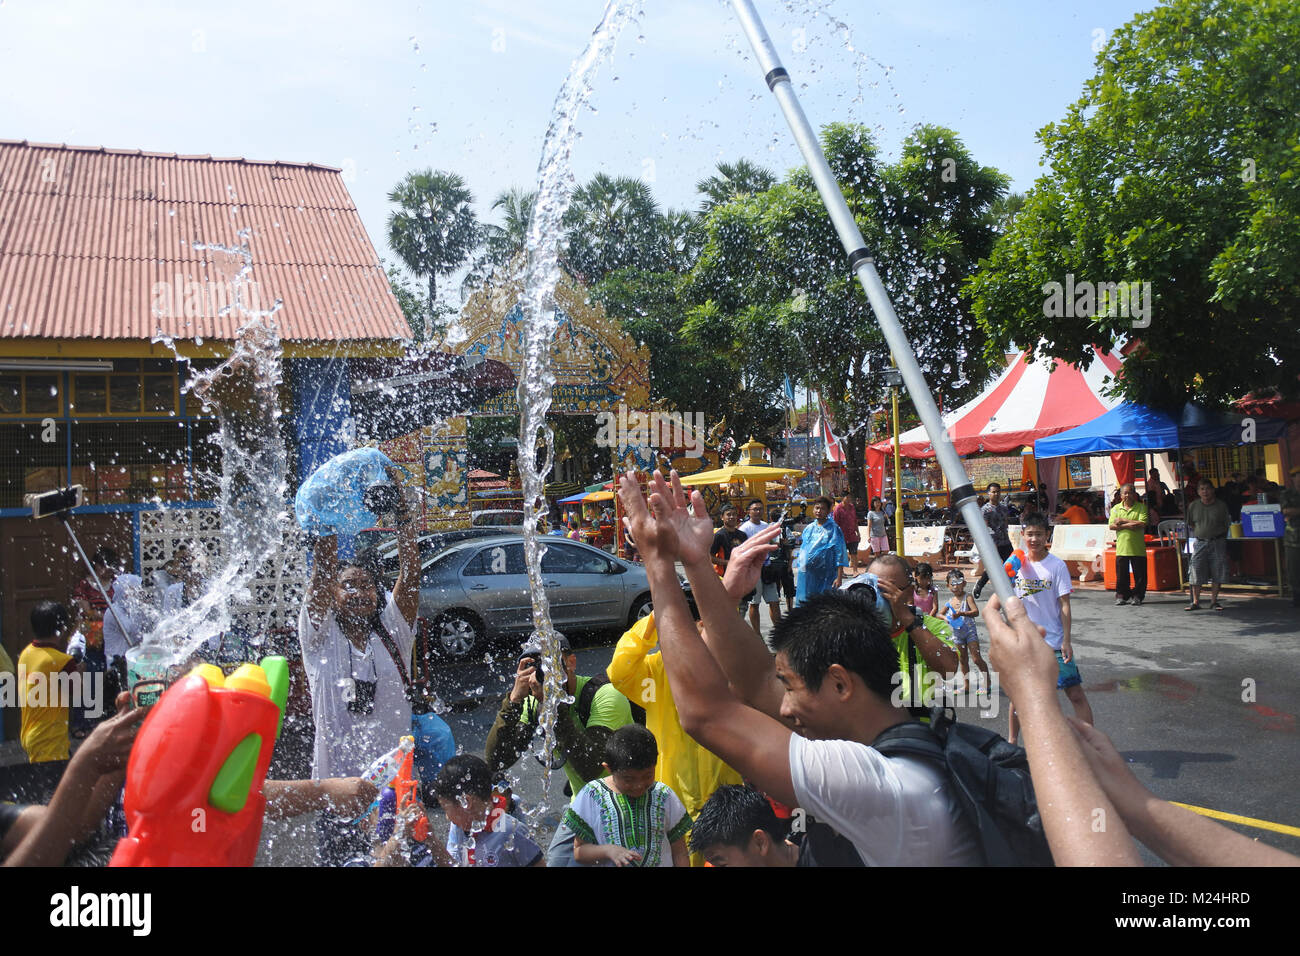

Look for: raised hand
[982,593,1053,706]
[618,470,677,565]
[722,522,780,602]
[618,469,713,565]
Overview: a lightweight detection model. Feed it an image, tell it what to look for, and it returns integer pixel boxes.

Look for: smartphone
[25,485,84,519]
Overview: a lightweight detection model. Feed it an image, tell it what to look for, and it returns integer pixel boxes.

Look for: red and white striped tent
[872,347,1124,458]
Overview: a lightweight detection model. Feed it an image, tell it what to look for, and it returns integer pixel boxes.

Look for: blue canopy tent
[1034,403,1287,457]
[557,492,589,505]
[1036,403,1288,593]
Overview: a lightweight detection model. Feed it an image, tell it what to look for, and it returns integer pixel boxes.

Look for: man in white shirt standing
[1006,512,1095,745]
[618,470,981,866]
[300,470,422,865]
[739,499,783,631]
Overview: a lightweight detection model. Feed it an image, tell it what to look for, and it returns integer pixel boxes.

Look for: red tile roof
[0,140,412,343]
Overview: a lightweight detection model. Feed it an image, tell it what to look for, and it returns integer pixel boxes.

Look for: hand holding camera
[509,655,544,704]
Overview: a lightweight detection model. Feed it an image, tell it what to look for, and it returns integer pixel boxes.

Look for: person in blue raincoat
[794,496,849,606]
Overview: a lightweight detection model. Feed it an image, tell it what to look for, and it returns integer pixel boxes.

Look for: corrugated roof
[0,140,412,342]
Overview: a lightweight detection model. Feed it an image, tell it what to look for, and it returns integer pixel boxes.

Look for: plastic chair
[1157,519,1187,549]
[1157,519,1189,590]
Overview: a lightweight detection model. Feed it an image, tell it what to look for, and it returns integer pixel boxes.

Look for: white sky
[2,0,1156,294]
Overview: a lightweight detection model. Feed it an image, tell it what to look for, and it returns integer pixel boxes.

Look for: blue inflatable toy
[294,447,403,537]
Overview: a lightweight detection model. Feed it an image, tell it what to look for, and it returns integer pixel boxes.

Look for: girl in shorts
[913,563,938,616]
[944,570,990,695]
[866,497,890,556]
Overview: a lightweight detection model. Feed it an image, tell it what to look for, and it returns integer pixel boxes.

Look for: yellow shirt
[18,643,75,763]
[607,614,744,823]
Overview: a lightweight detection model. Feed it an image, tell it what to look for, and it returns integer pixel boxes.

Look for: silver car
[416,534,654,660]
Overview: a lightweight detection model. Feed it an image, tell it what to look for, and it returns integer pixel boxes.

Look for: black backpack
[871,708,1055,866]
[577,675,647,727]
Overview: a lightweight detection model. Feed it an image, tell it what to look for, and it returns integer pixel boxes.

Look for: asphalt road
[259,579,1300,865]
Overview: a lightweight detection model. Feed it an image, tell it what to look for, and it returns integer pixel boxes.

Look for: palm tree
[656,208,702,273]
[986,191,1026,234]
[695,159,776,212]
[386,170,481,310]
[473,186,536,273]
[461,187,537,298]
[561,173,662,283]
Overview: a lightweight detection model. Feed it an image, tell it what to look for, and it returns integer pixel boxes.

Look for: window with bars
[0,419,225,507]
[0,373,62,416]
[71,372,177,415]
[0,423,67,508]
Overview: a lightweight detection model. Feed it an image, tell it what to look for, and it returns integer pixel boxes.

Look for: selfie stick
[730,0,1014,601]
[57,514,134,643]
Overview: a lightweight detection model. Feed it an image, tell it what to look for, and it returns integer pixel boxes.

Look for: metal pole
[58,515,133,645]
[891,353,905,558]
[731,0,1010,599]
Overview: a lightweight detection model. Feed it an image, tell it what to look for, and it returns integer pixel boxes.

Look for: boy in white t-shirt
[1006,513,1095,745]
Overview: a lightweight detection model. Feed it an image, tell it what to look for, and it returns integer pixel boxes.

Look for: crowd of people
[4,463,1297,870]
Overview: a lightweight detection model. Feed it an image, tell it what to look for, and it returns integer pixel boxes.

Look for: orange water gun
[1004,548,1028,580]
[392,736,429,843]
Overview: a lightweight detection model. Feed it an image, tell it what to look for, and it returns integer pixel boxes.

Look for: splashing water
[132,237,289,666]
[513,0,641,820]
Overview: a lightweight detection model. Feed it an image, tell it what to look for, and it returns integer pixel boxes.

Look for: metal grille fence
[138,506,304,636]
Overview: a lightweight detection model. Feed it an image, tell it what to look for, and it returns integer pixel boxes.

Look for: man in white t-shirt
[300,472,422,865]
[618,470,981,866]
[739,499,783,630]
[1006,513,1094,746]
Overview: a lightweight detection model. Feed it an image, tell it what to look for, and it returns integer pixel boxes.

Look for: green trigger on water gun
[259,655,290,739]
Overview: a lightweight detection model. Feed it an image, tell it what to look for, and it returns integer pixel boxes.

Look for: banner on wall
[457,270,650,416]
[379,417,471,530]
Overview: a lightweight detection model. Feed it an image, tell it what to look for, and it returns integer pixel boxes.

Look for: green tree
[384,261,430,340]
[986,192,1025,234]
[687,123,1006,500]
[387,170,482,314]
[967,0,1300,407]
[695,159,776,213]
[561,173,665,283]
[483,187,536,266]
[593,269,784,452]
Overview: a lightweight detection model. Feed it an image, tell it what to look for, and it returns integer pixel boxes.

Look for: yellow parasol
[683,463,806,484]
[676,438,806,516]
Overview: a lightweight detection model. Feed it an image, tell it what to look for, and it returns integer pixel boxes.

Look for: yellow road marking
[1172,802,1300,838]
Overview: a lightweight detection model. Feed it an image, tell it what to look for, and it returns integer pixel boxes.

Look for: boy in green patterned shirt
[566,725,691,867]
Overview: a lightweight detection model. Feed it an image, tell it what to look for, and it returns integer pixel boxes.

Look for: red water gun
[391,737,429,843]
[110,657,288,867]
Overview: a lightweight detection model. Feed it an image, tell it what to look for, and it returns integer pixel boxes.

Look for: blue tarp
[1034,403,1287,458]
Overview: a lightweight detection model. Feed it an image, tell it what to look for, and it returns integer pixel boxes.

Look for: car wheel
[430,610,484,660]
[628,593,653,627]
